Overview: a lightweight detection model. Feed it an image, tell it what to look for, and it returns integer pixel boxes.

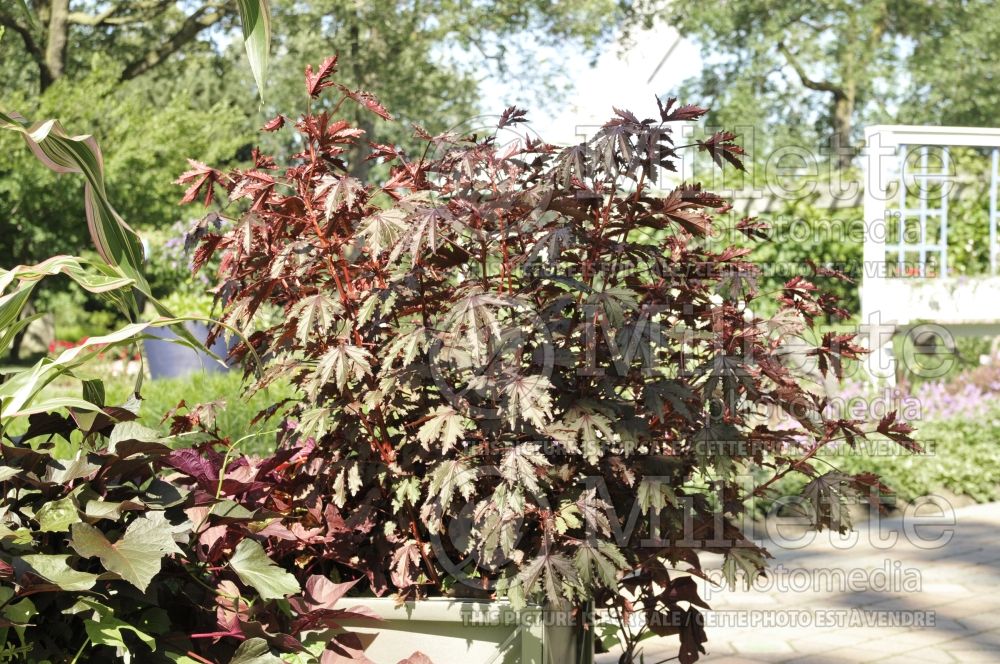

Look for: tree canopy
[667,0,1000,168]
[0,0,624,266]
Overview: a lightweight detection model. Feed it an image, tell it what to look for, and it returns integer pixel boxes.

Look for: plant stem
[215,428,279,499]
[69,637,90,664]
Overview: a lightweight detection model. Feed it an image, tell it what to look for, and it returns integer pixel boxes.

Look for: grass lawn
[7,362,289,455]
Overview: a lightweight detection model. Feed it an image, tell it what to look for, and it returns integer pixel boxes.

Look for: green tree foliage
[899,2,1000,128]
[262,0,621,177]
[659,0,1000,317]
[667,0,1000,167]
[1,0,627,344]
[0,57,250,265]
[1,0,623,258]
[0,0,256,264]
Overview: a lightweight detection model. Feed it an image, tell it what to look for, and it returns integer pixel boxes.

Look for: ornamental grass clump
[180,56,916,663]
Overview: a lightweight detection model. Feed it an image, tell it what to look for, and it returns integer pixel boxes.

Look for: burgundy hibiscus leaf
[306,55,339,98]
[697,130,747,171]
[176,158,225,206]
[335,84,393,121]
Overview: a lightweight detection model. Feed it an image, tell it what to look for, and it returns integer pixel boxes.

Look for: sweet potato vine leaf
[230,637,282,663]
[70,511,181,592]
[229,539,301,600]
[19,554,98,591]
[397,653,434,664]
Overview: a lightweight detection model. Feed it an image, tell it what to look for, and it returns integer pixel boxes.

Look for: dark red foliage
[305,55,338,98]
[173,57,909,664]
[176,159,225,206]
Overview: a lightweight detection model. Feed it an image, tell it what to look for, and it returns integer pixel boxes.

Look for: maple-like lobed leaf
[335,83,393,121]
[305,55,339,97]
[497,106,528,128]
[876,411,921,452]
[176,158,224,206]
[261,114,286,132]
[390,540,424,589]
[656,95,709,122]
[318,174,366,219]
[697,130,747,171]
[416,406,467,453]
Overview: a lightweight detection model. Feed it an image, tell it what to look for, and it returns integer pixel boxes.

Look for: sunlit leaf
[36,495,81,533]
[71,512,181,592]
[229,539,300,600]
[19,554,98,592]
[236,0,272,100]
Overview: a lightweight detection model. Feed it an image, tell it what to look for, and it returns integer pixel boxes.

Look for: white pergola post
[861,127,896,382]
[861,125,1000,384]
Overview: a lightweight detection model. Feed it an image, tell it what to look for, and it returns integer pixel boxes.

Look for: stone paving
[596,501,1000,663]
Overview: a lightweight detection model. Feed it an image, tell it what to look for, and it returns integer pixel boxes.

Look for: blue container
[144,321,233,379]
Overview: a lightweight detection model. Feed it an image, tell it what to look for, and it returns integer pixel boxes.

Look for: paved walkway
[596,501,1000,663]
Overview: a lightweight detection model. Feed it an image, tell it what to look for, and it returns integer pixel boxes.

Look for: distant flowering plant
[143,218,220,299]
[46,337,140,362]
[833,364,1000,425]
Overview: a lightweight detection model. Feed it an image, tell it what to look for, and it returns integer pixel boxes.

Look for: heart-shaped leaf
[71,512,181,591]
[19,554,98,591]
[229,539,300,600]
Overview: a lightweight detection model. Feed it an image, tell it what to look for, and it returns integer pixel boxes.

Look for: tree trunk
[42,0,70,90]
[346,18,373,181]
[832,91,854,170]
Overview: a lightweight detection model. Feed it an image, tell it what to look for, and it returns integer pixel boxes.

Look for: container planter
[144,320,232,379]
[337,598,593,664]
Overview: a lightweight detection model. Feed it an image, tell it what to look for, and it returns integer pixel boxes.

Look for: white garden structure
[862,125,1000,382]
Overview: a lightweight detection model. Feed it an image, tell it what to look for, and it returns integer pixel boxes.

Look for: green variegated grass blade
[0,26,273,423]
[0,259,260,419]
[0,286,34,335]
[0,322,187,420]
[237,0,271,101]
[0,324,146,419]
[0,112,147,300]
[0,312,43,355]
[0,313,258,421]
[0,255,134,296]
[13,397,108,418]
[0,257,137,355]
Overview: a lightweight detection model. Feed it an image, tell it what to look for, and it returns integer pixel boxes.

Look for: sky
[478,24,703,146]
